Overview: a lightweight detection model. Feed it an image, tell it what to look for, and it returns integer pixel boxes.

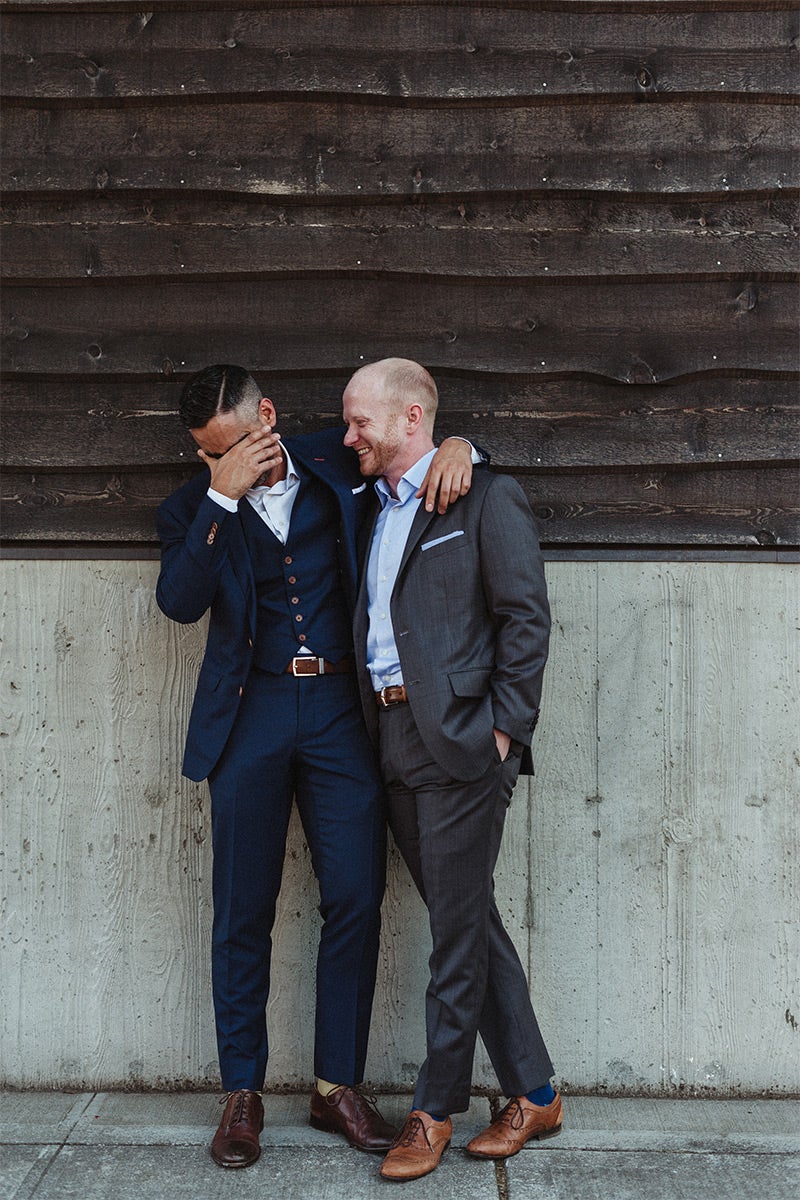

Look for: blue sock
[525,1082,556,1106]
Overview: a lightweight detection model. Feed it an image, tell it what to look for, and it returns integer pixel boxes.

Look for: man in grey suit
[344,358,562,1182]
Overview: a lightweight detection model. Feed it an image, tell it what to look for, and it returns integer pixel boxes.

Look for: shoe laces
[336,1084,380,1115]
[496,1099,525,1131]
[391,1114,429,1150]
[221,1089,258,1128]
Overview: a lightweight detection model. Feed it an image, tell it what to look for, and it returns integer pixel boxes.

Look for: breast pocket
[418,529,468,562]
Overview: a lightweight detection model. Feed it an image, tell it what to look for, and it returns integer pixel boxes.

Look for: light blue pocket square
[421,530,465,551]
[351,483,367,494]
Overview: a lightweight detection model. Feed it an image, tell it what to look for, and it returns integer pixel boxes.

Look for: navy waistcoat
[240,472,353,672]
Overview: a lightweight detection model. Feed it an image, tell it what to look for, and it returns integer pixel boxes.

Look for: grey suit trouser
[378,703,554,1115]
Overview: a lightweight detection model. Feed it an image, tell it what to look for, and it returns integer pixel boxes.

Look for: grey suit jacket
[354,469,550,782]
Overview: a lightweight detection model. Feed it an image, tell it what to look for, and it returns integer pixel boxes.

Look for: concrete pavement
[2,1091,798,1200]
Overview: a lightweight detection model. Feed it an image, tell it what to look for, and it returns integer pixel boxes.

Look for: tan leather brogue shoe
[309,1085,397,1152]
[379,1110,452,1181]
[466,1093,562,1158]
[210,1089,264,1168]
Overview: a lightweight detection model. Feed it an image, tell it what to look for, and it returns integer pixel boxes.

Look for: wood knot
[636,66,657,94]
[627,359,657,385]
[86,343,102,360]
[129,12,154,35]
[735,284,758,313]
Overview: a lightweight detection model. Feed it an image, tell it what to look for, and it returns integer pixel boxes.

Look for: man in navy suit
[156,365,474,1168]
[346,359,560,1182]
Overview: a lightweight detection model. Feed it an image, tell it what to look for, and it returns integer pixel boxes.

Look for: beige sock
[316,1078,344,1098]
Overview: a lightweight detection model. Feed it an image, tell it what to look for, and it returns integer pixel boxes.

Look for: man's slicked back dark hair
[178,364,260,429]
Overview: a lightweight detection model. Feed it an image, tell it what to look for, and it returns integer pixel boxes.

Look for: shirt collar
[247,445,300,498]
[374,448,437,509]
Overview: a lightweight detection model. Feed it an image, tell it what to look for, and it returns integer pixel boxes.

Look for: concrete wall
[1,561,798,1094]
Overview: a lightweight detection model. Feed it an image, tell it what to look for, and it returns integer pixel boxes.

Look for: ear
[405,402,424,432]
[259,396,277,426]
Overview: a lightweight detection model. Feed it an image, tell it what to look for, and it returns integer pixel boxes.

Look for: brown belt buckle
[292,656,322,676]
[377,686,391,708]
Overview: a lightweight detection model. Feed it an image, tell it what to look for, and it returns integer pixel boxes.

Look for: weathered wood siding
[2,2,798,550]
[2,559,798,1092]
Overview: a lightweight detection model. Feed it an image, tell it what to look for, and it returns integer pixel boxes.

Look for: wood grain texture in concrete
[1,561,798,1092]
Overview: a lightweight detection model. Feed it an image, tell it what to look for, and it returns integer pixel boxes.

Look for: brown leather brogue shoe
[309,1085,398,1152]
[379,1110,452,1181]
[466,1092,562,1158]
[210,1089,264,1168]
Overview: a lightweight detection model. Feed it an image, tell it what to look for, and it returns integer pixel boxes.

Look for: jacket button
[238,686,243,697]
[284,555,293,564]
[288,576,297,584]
[295,614,303,622]
[291,596,299,605]
[248,638,253,648]
[298,634,307,642]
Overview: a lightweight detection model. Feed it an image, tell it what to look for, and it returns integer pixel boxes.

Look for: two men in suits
[344,358,561,1181]
[156,365,474,1168]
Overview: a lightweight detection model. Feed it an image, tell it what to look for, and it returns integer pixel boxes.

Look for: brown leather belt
[285,656,353,677]
[375,685,409,708]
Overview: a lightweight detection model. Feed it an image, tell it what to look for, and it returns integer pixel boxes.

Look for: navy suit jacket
[156,426,372,782]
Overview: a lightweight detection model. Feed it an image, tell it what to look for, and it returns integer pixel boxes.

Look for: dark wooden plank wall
[1,1,798,552]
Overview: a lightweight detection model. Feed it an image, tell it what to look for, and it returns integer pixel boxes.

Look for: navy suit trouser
[207,669,386,1091]
[378,702,554,1115]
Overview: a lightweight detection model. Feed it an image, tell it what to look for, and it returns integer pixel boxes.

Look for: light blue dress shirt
[366,448,437,690]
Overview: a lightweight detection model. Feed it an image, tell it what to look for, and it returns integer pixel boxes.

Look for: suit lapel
[397,501,437,578]
[289,437,362,602]
[228,509,257,636]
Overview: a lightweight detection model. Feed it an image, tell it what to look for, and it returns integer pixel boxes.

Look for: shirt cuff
[207,487,239,513]
[442,436,483,464]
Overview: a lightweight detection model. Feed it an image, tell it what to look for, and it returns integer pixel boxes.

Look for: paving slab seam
[518,1143,799,1158]
[2,1093,98,1200]
[10,1145,66,1200]
[494,1158,509,1200]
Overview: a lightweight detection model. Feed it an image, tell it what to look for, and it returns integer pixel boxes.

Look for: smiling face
[342,374,405,479]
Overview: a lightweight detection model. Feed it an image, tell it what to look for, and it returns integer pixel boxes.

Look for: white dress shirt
[207,446,301,544]
[207,448,312,654]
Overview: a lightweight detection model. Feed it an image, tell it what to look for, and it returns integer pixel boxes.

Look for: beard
[359,418,403,477]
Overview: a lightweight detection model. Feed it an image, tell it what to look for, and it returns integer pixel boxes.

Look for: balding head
[342,357,439,488]
[347,358,438,434]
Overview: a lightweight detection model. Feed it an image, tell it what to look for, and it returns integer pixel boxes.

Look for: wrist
[207,486,239,512]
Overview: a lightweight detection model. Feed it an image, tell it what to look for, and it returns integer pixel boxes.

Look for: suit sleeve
[155,489,239,624]
[478,476,550,746]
